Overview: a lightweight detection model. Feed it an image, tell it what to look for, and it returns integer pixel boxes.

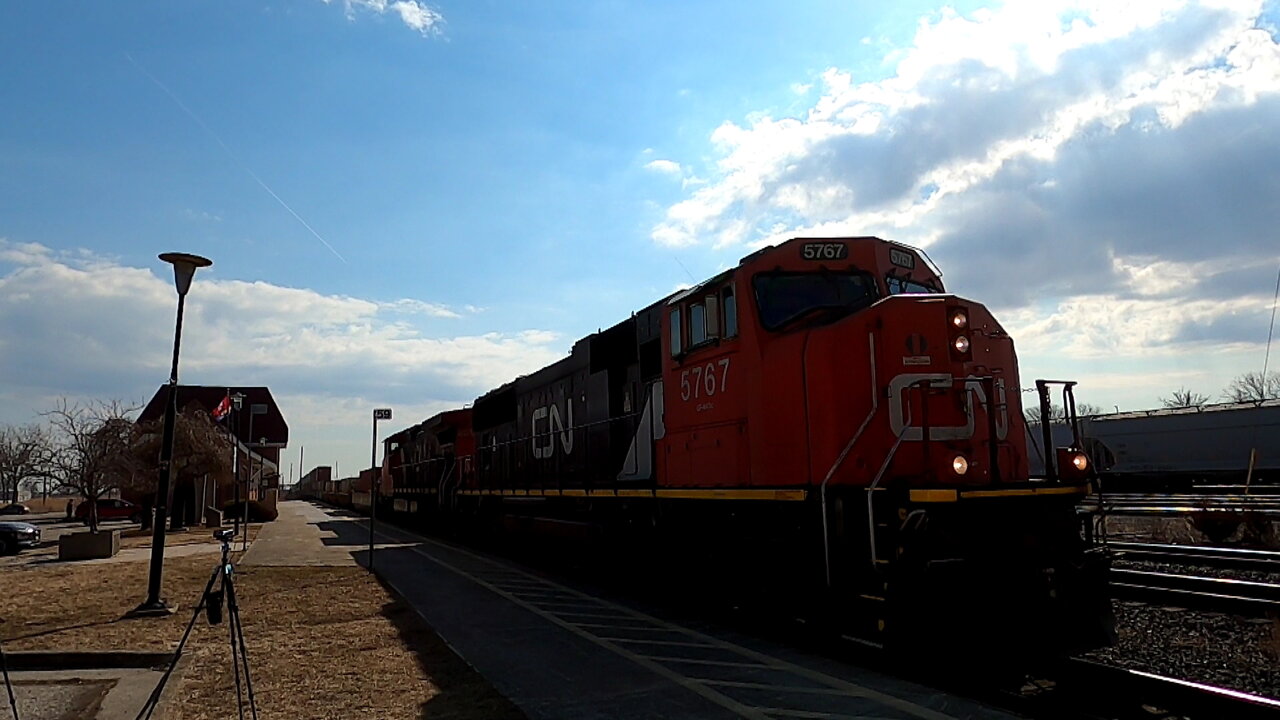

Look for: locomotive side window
[669,309,682,356]
[690,303,707,345]
[753,271,877,331]
[722,287,737,337]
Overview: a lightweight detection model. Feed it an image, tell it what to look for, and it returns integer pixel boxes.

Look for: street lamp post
[242,403,267,551]
[133,252,211,616]
[230,392,244,540]
[370,408,391,570]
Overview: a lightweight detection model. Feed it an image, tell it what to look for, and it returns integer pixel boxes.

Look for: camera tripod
[1,635,18,720]
[135,528,258,720]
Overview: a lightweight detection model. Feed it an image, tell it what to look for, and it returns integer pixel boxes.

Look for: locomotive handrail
[862,375,1003,571]
[821,334,879,587]
[866,402,917,570]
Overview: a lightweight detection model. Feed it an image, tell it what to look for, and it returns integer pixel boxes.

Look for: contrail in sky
[125,53,348,264]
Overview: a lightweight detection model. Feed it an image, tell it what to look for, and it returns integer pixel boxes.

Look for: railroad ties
[1104,541,1280,616]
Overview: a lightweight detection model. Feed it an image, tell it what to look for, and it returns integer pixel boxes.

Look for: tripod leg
[134,562,222,720]
[225,575,260,720]
[1,639,20,720]
[223,571,247,720]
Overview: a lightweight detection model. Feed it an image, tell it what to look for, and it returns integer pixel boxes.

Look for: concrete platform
[241,500,365,566]
[276,502,1018,720]
[7,668,164,720]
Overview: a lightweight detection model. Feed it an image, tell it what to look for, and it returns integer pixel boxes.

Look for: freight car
[1029,400,1280,489]
[381,236,1112,653]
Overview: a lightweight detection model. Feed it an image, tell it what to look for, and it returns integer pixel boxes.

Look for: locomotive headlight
[953,335,970,354]
[951,309,968,329]
[952,455,969,475]
[1071,453,1089,472]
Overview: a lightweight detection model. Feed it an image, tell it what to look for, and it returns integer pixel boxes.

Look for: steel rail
[1109,568,1280,615]
[1080,494,1280,516]
[1058,658,1280,720]
[1109,541,1280,572]
[1090,493,1280,504]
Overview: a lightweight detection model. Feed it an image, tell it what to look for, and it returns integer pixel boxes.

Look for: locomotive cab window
[886,275,939,295]
[753,271,877,331]
[669,309,682,357]
[722,286,737,337]
[690,303,707,345]
[671,281,737,357]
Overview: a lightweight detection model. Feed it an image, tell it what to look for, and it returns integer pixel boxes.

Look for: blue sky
[2,0,1279,480]
[3,0,957,327]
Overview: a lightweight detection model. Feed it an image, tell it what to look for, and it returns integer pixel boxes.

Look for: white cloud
[651,1,1280,250]
[382,298,464,318]
[327,0,444,37]
[0,241,562,477]
[644,159,683,175]
[647,0,1280,409]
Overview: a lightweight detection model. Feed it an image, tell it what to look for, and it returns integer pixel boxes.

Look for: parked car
[75,498,142,524]
[0,521,40,554]
[0,503,31,515]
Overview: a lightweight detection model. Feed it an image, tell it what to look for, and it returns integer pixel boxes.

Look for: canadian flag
[212,394,232,422]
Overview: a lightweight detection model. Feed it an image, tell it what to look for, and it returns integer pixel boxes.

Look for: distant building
[135,385,290,518]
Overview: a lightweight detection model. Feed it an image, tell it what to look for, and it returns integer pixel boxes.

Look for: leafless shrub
[131,402,233,528]
[1222,371,1280,403]
[0,423,53,504]
[1187,508,1243,545]
[43,398,142,533]
[1160,387,1210,408]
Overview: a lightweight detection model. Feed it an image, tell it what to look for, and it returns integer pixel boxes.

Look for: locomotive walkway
[264,501,1018,720]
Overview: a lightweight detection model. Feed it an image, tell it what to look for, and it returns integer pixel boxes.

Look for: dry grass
[0,545,524,719]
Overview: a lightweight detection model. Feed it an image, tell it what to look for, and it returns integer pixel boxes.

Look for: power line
[1263,262,1280,380]
[125,53,347,265]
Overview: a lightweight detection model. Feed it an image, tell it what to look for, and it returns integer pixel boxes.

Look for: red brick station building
[136,385,289,526]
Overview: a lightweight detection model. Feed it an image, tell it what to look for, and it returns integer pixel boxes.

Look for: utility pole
[370,408,391,570]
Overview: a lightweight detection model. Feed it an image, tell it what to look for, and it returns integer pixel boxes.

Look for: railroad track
[1051,658,1280,720]
[1109,541,1280,572]
[1081,492,1280,515]
[1108,567,1280,615]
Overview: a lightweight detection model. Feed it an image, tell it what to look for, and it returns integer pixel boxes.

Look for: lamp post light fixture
[133,252,212,617]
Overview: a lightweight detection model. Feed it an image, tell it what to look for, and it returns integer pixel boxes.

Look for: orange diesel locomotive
[382,236,1111,651]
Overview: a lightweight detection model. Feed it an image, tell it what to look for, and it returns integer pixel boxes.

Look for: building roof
[138,385,289,448]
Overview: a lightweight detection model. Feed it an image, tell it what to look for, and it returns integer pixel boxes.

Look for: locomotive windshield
[753,271,878,331]
[886,275,940,294]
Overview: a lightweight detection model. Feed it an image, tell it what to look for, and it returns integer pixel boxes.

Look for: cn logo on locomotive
[888,373,1009,441]
[531,401,574,459]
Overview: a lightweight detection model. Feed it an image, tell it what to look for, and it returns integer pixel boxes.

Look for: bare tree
[0,424,52,505]
[1023,402,1103,425]
[1222,371,1280,403]
[131,403,233,529]
[1160,387,1210,409]
[44,399,141,533]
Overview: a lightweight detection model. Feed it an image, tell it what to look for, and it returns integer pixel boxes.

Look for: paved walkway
[7,668,163,720]
[261,501,1015,720]
[0,527,229,569]
[241,500,402,566]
